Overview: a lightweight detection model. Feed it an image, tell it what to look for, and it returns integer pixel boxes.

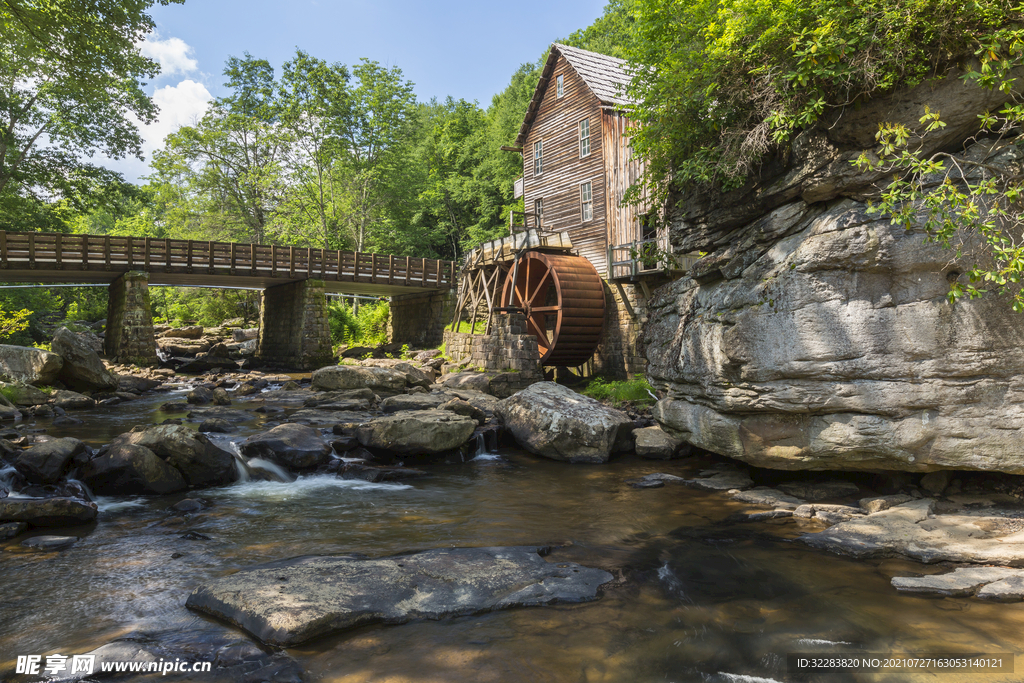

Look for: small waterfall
[223,441,251,483]
[246,458,294,483]
[0,465,18,493]
[155,345,169,363]
[474,432,486,457]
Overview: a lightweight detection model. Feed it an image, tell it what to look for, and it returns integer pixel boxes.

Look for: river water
[1,386,1023,682]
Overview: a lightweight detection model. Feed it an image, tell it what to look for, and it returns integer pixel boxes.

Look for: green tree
[275,50,351,249]
[0,0,182,227]
[150,54,287,244]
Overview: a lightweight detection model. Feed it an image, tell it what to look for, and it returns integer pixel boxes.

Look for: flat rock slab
[801,499,1024,565]
[21,535,78,550]
[186,546,614,646]
[731,487,804,509]
[685,471,753,491]
[892,567,1024,597]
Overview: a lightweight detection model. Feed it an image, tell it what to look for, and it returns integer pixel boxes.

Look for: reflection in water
[0,391,1023,682]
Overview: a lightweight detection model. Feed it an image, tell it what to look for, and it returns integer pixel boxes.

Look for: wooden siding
[522,54,608,275]
[603,110,650,252]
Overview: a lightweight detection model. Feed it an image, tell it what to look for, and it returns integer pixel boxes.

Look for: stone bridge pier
[103,274,333,371]
[105,271,158,366]
[254,279,333,370]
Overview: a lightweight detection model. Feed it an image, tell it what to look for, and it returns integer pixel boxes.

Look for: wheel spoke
[525,269,550,307]
[526,315,549,349]
[531,305,560,312]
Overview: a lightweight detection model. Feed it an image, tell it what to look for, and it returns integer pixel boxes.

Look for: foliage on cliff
[623,0,1024,195]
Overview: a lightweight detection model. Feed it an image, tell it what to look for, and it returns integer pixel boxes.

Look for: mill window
[556,74,564,98]
[534,140,543,176]
[579,118,590,158]
[581,181,593,222]
[534,198,544,228]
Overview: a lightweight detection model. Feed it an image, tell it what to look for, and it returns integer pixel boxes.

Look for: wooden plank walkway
[0,231,457,295]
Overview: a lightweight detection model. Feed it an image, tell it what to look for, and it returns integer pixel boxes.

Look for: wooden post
[187,240,194,272]
[83,236,89,270]
[145,237,151,270]
[371,253,377,282]
[28,233,35,269]
[55,234,62,270]
[388,255,394,285]
[208,240,215,272]
[0,232,7,267]
[126,236,133,270]
[251,244,257,276]
[336,250,342,280]
[405,256,410,285]
[272,245,278,277]
[103,235,110,270]
[165,238,171,270]
[289,246,295,278]
[230,242,236,274]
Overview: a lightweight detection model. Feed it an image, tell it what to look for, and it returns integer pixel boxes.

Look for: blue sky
[110,0,608,181]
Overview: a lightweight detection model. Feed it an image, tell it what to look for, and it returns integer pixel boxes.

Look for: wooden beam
[500,146,523,153]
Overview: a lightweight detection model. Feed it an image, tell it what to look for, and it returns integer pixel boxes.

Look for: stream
[1,384,1023,682]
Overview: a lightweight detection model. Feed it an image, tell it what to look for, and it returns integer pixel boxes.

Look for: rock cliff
[644,68,1024,473]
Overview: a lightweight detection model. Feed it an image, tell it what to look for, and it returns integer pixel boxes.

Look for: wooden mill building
[446,44,694,379]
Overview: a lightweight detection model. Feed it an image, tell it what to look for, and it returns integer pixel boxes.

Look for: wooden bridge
[0,231,456,296]
[0,230,457,370]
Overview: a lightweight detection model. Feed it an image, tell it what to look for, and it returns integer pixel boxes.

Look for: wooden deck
[0,231,456,295]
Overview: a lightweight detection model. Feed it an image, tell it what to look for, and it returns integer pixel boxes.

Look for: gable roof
[514,44,633,147]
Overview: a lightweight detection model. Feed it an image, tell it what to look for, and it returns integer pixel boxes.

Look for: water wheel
[500,251,605,366]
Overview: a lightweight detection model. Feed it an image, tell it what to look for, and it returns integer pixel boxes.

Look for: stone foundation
[389,290,455,349]
[104,271,157,366]
[442,313,542,376]
[256,279,332,370]
[593,281,654,379]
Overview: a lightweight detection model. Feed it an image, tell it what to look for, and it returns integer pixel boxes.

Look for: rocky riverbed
[3,328,1024,681]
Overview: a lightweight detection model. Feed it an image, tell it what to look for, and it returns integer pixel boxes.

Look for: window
[579,118,590,158]
[534,198,544,228]
[556,74,564,98]
[580,182,593,222]
[533,140,543,176]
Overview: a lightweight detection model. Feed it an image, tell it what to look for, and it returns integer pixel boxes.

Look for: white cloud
[147,79,213,150]
[140,34,198,78]
[96,79,213,182]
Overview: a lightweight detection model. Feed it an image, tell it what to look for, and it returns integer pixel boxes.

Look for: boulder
[311,365,407,393]
[240,424,332,470]
[355,410,476,455]
[232,328,259,342]
[0,497,97,527]
[0,345,62,386]
[2,383,50,406]
[15,437,87,484]
[391,362,434,388]
[212,388,231,405]
[50,389,95,410]
[379,393,445,413]
[79,443,188,495]
[112,424,237,488]
[186,546,613,646]
[51,327,117,392]
[495,383,634,464]
[438,398,486,425]
[199,418,235,433]
[160,326,204,339]
[892,567,1024,597]
[187,387,213,404]
[0,521,27,539]
[633,426,688,459]
[117,375,161,394]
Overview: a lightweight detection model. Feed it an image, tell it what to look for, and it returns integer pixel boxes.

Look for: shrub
[580,375,657,406]
[328,300,390,347]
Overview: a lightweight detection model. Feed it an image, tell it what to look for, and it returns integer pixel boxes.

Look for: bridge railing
[0,231,456,289]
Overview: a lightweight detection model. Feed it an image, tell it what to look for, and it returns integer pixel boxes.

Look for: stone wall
[256,279,332,370]
[442,312,542,376]
[389,290,455,349]
[104,271,157,366]
[593,281,650,379]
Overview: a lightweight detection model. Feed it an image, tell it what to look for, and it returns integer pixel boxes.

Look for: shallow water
[1,390,1023,682]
